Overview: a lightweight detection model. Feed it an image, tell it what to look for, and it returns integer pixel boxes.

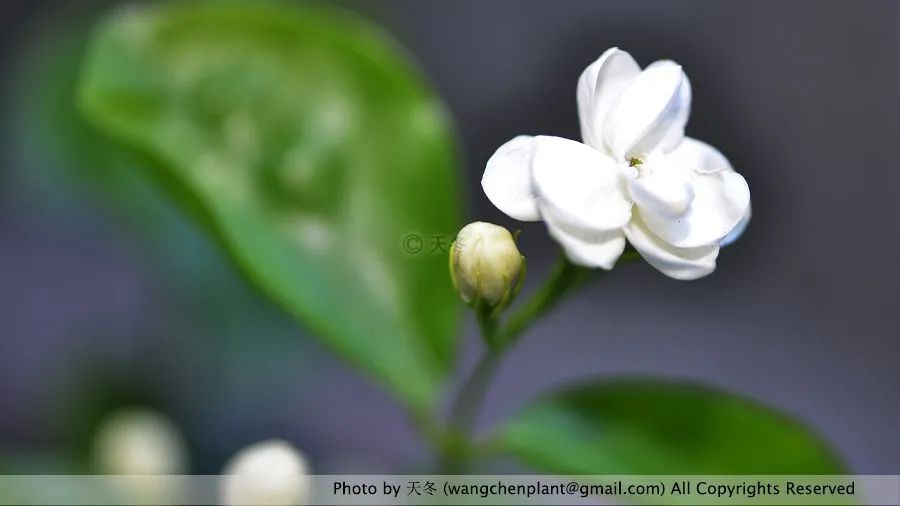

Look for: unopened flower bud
[92,409,187,504]
[450,222,524,307]
[221,439,311,506]
[93,409,187,475]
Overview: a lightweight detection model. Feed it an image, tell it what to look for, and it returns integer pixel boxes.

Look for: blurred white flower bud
[220,439,311,506]
[450,222,524,307]
[92,409,187,504]
[93,408,187,475]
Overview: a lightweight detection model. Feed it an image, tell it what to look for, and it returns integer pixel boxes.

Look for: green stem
[499,249,641,348]
[496,254,590,349]
[475,304,499,350]
[447,349,501,434]
[436,249,641,471]
[441,311,502,472]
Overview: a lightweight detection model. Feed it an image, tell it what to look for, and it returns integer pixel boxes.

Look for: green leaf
[78,2,461,411]
[497,378,844,474]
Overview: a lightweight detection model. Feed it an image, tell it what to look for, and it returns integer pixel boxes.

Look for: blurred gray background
[1,1,898,473]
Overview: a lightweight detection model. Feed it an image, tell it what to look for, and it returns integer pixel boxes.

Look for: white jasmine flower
[220,439,311,506]
[450,222,524,307]
[482,48,751,279]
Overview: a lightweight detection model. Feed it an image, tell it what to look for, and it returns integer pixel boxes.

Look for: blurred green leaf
[497,378,843,474]
[78,2,461,410]
[11,7,334,465]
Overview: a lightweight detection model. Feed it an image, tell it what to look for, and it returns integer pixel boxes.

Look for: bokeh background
[1,0,898,475]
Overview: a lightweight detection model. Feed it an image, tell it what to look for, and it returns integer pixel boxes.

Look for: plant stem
[441,319,502,472]
[475,304,499,350]
[447,349,501,434]
[437,249,641,471]
[499,249,641,348]
[496,254,591,349]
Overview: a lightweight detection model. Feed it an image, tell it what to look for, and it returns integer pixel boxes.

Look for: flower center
[621,157,645,179]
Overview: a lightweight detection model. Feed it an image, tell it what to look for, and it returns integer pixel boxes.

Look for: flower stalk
[438,247,643,472]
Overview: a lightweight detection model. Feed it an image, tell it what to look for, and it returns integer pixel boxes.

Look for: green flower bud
[450,222,524,309]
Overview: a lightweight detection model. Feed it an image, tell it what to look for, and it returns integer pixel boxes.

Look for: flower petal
[626,166,694,219]
[482,135,541,221]
[531,135,632,234]
[541,201,626,269]
[638,141,750,248]
[658,72,692,153]
[577,48,640,152]
[665,136,733,174]
[721,204,751,247]
[625,212,719,280]
[604,61,690,160]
